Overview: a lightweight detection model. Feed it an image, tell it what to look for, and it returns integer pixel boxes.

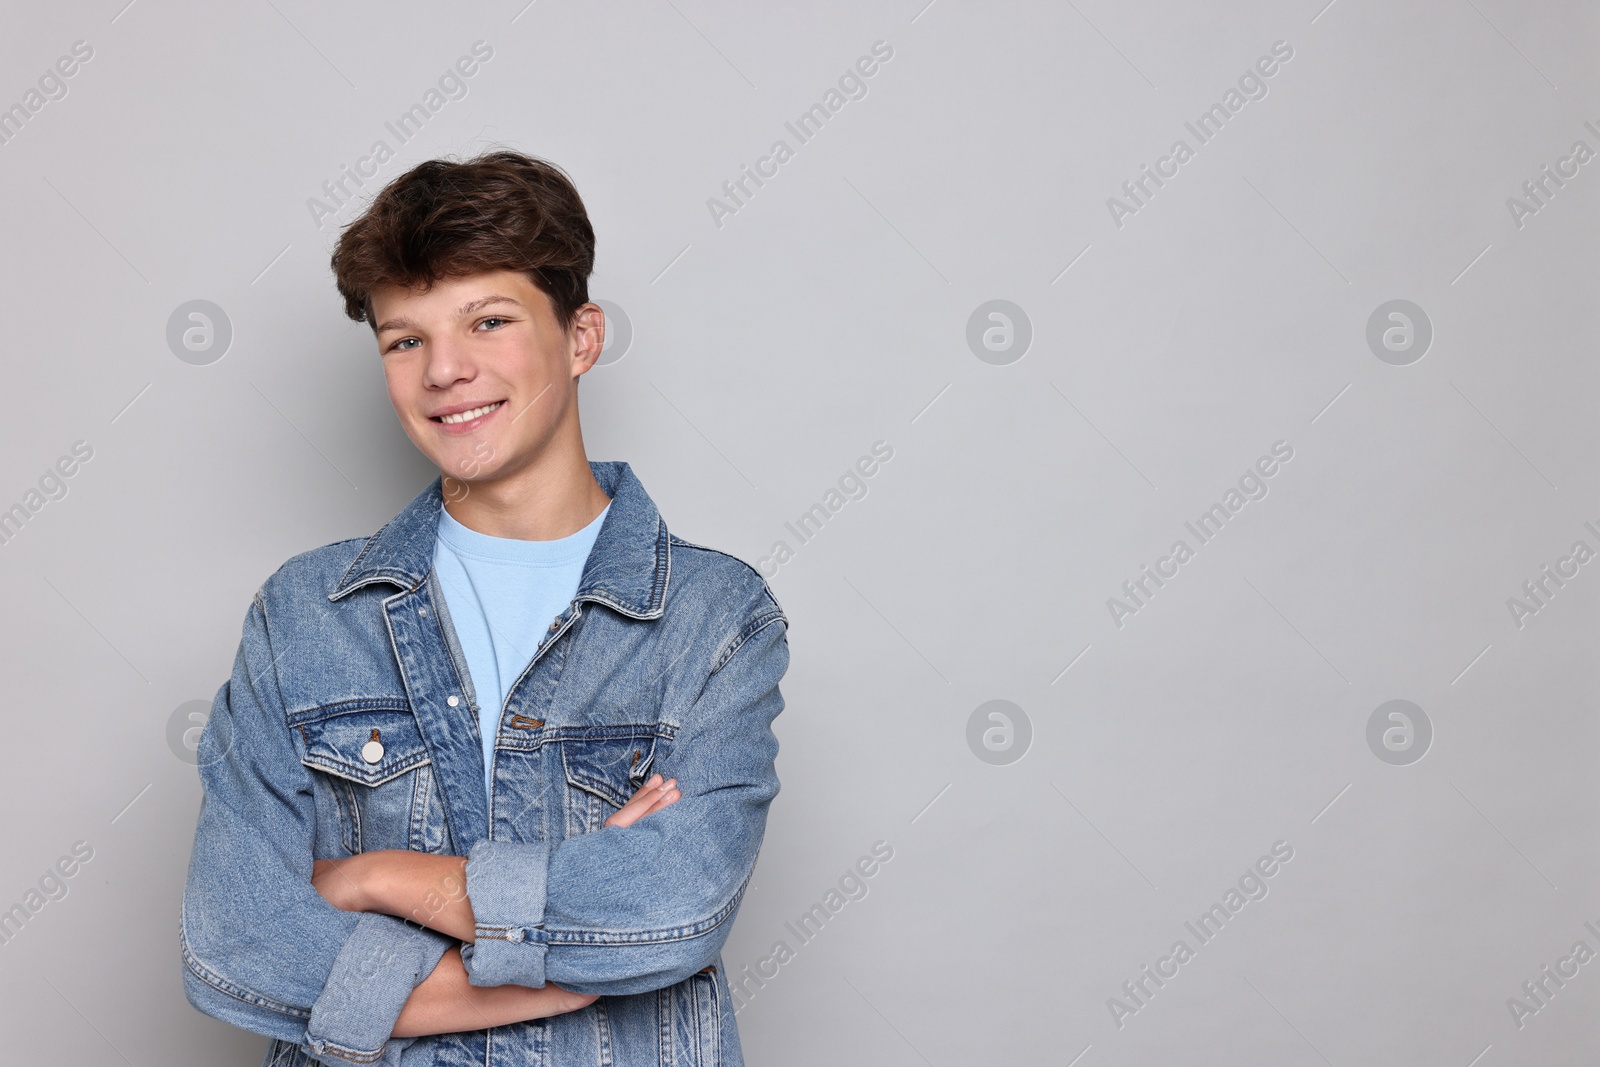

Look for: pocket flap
[562,733,658,808]
[297,706,431,787]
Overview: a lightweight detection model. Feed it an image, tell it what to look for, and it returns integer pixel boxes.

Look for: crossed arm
[184,593,786,1063]
[309,774,681,1038]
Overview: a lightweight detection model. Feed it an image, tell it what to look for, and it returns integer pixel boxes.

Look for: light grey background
[0,1,1595,1064]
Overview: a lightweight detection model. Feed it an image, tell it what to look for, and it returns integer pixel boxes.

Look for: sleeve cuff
[459,837,552,989]
[302,911,454,1066]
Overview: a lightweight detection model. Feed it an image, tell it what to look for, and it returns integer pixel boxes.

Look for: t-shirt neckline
[435,501,610,566]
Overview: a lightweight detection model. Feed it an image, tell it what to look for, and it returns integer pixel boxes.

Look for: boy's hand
[603,774,680,829]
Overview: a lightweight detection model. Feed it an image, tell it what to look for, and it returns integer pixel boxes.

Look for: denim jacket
[180,461,789,1067]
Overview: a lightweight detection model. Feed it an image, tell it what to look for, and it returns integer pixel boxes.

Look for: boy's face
[370,270,604,490]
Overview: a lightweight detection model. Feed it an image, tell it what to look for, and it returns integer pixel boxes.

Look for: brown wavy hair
[331,148,595,331]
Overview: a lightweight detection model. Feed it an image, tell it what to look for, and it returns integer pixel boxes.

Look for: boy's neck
[440,437,610,542]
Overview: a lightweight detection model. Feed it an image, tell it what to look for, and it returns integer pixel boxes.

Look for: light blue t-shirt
[432,501,610,798]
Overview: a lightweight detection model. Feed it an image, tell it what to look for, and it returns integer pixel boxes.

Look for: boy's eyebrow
[374,294,522,334]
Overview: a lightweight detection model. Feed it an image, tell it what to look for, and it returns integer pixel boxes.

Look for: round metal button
[447,695,460,707]
[361,739,384,763]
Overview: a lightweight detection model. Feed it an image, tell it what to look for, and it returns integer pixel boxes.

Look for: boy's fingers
[605,780,681,828]
[643,786,681,816]
[615,778,662,811]
[606,781,666,827]
[628,777,672,804]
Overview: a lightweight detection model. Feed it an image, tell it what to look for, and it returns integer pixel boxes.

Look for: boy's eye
[389,337,421,352]
[477,316,508,331]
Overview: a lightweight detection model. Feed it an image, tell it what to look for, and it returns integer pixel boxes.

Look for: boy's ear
[570,303,607,376]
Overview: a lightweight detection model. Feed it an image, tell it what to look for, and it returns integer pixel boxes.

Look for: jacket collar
[328,460,669,619]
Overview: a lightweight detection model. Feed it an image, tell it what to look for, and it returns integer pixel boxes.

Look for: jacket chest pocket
[296,705,448,855]
[560,730,660,837]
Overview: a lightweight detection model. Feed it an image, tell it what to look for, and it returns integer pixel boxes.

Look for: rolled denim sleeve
[303,912,454,1065]
[180,593,454,1066]
[460,602,787,995]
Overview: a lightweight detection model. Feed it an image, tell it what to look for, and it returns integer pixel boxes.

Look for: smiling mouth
[433,401,505,425]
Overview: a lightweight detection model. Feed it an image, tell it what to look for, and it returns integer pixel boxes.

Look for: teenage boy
[180,150,790,1067]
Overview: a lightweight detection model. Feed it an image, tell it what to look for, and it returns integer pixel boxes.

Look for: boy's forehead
[371,271,550,328]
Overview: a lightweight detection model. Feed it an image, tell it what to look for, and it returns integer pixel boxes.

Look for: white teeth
[439,402,503,425]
